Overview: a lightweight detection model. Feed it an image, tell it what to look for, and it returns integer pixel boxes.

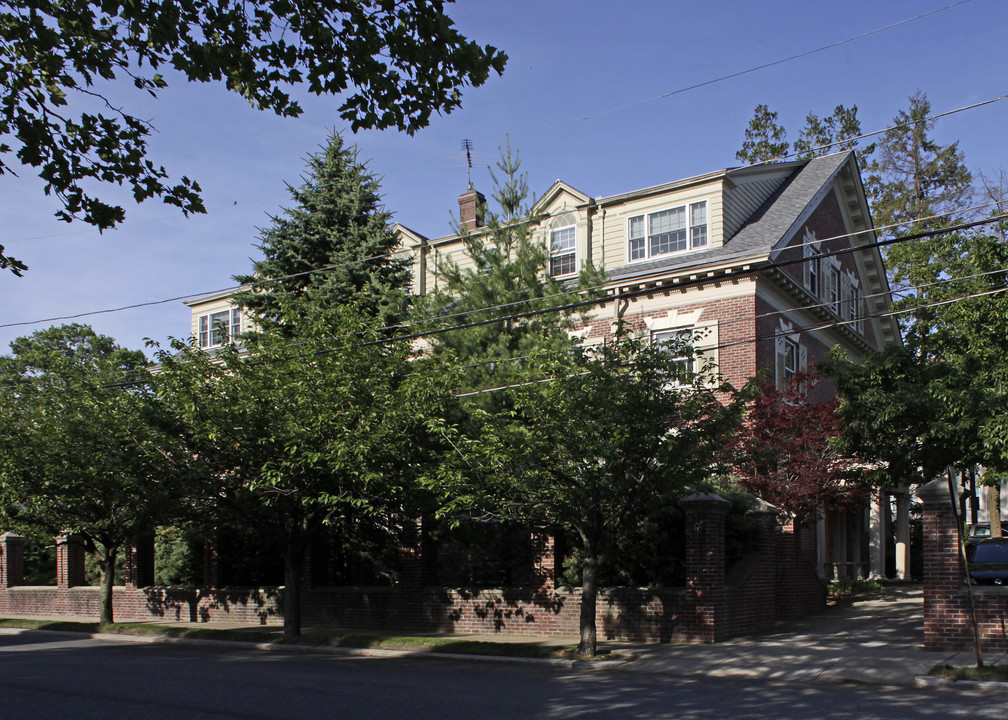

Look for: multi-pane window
[550,225,576,277]
[849,286,860,324]
[198,308,241,348]
[652,328,694,383]
[829,266,841,314]
[808,249,820,296]
[782,338,798,385]
[628,201,707,261]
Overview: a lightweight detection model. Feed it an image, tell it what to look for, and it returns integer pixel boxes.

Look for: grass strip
[928,663,1008,682]
[0,618,616,661]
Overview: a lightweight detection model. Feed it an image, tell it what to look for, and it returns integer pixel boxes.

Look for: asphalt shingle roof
[607,152,850,283]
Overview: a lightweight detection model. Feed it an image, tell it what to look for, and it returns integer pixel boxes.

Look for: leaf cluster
[0,0,506,272]
[724,373,865,522]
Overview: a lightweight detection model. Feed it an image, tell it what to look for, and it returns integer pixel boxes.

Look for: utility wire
[3,2,976,247]
[4,192,1001,334]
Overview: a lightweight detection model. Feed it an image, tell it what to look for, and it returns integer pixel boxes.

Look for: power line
[4,187,1002,334]
[507,1,973,142]
[450,282,1008,399]
[3,2,976,247]
[8,216,1007,394]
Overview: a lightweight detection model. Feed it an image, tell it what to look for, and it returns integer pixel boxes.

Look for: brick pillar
[401,518,435,588]
[1,533,26,589]
[56,534,86,589]
[750,502,779,628]
[530,529,555,594]
[124,533,156,589]
[202,530,220,589]
[918,477,965,650]
[681,492,730,643]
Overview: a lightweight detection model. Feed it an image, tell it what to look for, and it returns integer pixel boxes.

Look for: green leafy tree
[233,132,411,329]
[155,300,448,639]
[736,104,789,164]
[465,332,743,657]
[0,324,190,624]
[820,346,985,489]
[0,0,507,274]
[737,103,865,164]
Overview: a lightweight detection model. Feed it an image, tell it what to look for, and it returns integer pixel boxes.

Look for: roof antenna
[461,139,473,188]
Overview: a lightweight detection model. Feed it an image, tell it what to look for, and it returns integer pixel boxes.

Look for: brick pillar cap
[916,477,952,505]
[1,532,24,541]
[680,492,730,512]
[748,498,780,517]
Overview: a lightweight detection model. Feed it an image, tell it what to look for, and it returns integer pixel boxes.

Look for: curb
[0,626,627,670]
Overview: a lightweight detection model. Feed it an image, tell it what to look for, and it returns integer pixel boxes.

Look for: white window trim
[549,224,577,278]
[802,229,821,298]
[775,320,807,390]
[627,200,708,263]
[198,307,242,349]
[644,311,719,386]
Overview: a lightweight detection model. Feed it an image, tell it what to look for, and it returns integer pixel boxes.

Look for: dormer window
[628,201,707,262]
[198,308,241,348]
[550,225,577,277]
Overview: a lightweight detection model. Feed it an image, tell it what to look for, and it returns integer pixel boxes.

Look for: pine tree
[793,104,864,160]
[234,132,411,328]
[866,91,973,256]
[418,142,604,408]
[736,104,789,164]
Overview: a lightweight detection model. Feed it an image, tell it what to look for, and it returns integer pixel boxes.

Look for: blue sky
[1,0,1006,355]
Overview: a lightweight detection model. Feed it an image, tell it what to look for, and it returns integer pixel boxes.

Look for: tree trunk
[988,483,1003,539]
[99,547,117,626]
[578,552,598,657]
[283,534,306,641]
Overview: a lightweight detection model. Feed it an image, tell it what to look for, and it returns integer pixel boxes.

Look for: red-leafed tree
[724,373,865,524]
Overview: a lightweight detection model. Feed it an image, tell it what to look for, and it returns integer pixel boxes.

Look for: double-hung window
[849,285,860,326]
[782,338,798,385]
[652,328,695,383]
[808,249,820,297]
[829,266,841,314]
[198,308,241,349]
[628,201,707,262]
[550,225,577,277]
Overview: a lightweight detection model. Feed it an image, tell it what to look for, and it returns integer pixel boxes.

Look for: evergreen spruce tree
[793,104,864,159]
[418,142,605,409]
[866,91,973,243]
[735,104,789,164]
[234,132,411,328]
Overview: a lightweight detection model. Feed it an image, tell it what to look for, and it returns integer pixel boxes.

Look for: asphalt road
[0,631,1002,720]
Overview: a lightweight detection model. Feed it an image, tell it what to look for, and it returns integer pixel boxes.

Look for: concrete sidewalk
[614,585,1006,686]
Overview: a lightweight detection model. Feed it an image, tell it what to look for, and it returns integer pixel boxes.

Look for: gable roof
[608,152,852,283]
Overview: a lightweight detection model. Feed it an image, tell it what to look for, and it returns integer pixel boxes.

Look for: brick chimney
[458,187,485,231]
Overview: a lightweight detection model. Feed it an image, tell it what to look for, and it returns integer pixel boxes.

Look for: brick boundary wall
[919,477,1008,652]
[0,497,826,642]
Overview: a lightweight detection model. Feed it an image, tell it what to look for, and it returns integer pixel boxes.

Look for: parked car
[968,522,992,543]
[966,538,1008,585]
